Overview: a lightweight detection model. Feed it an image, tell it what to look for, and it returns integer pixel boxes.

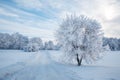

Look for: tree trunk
[76,54,82,66]
[79,56,82,66]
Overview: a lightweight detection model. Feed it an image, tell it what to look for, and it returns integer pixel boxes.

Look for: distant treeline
[0,32,60,52]
[103,37,120,51]
[0,32,120,51]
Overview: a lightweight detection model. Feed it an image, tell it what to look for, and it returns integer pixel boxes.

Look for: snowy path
[0,51,81,80]
[0,50,120,80]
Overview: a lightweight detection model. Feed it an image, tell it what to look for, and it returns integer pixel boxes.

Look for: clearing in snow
[0,50,120,80]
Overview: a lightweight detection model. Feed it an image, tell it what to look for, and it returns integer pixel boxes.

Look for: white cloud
[51,0,120,38]
[13,0,42,10]
[0,7,19,17]
[0,5,59,40]
[0,19,55,41]
[0,0,120,39]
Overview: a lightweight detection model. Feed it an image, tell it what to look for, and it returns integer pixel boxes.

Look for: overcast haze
[0,0,120,41]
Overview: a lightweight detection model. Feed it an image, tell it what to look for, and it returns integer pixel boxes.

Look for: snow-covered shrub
[56,15,104,66]
[103,44,110,51]
[24,43,39,52]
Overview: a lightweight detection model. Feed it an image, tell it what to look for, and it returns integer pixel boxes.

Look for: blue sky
[0,0,120,41]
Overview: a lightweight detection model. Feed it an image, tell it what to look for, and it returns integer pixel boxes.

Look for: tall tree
[56,15,104,66]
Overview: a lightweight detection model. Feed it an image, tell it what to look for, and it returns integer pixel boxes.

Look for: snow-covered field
[0,50,120,80]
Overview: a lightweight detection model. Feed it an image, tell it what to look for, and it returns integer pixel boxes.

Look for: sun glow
[104,6,115,20]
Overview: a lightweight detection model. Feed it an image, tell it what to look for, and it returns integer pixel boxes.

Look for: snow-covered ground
[0,50,120,80]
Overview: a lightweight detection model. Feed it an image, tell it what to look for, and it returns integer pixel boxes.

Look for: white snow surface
[0,50,120,80]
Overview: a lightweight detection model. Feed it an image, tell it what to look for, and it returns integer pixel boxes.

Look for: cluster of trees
[0,32,119,52]
[0,32,60,52]
[24,40,60,52]
[0,33,28,49]
[103,37,120,51]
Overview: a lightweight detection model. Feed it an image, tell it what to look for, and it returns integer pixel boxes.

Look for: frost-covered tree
[56,15,104,66]
[109,38,119,51]
[0,33,13,49]
[54,42,61,50]
[118,39,120,50]
[44,41,54,50]
[103,37,120,51]
[23,37,43,52]
[29,37,43,50]
[12,33,28,49]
